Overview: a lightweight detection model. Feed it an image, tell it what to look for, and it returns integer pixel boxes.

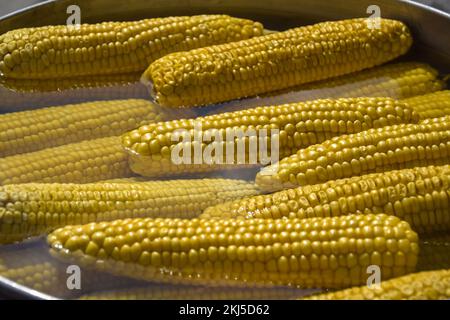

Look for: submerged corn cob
[48,214,419,288]
[210,62,444,114]
[143,18,412,107]
[202,165,450,234]
[123,97,419,177]
[79,285,310,300]
[304,269,450,300]
[0,99,185,157]
[0,262,60,292]
[0,81,148,112]
[0,178,260,244]
[0,72,141,93]
[403,91,450,119]
[0,15,263,80]
[256,116,450,191]
[0,136,131,185]
[0,246,143,297]
[0,245,64,294]
[417,234,450,271]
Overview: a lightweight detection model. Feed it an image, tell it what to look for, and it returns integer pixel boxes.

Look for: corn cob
[0,99,186,157]
[0,15,263,80]
[304,269,450,300]
[403,91,450,119]
[202,166,450,235]
[0,246,143,297]
[256,116,450,191]
[417,234,450,271]
[79,285,310,300]
[0,136,132,185]
[0,262,60,293]
[143,18,412,107]
[123,97,419,178]
[208,62,445,115]
[48,214,419,288]
[0,80,149,113]
[0,178,260,244]
[0,245,65,294]
[0,72,141,93]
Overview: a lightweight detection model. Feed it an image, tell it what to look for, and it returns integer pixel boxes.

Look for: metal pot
[0,0,448,299]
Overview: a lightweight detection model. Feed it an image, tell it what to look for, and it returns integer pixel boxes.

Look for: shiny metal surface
[0,0,448,299]
[0,276,58,300]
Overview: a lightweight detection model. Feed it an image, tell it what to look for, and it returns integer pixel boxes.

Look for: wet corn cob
[0,262,61,293]
[0,245,65,294]
[0,72,141,93]
[256,116,450,191]
[209,62,444,114]
[417,233,450,271]
[0,178,260,244]
[143,18,412,107]
[0,136,131,185]
[0,15,263,80]
[79,285,310,300]
[0,99,185,157]
[0,81,148,112]
[202,165,450,234]
[403,91,450,119]
[0,246,142,297]
[304,269,450,300]
[123,97,419,178]
[48,214,419,288]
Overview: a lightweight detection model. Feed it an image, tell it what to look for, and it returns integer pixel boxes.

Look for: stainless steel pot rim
[0,275,58,300]
[0,0,449,22]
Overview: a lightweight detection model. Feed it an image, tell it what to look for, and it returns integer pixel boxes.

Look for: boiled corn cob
[0,15,263,80]
[403,91,450,119]
[0,136,131,185]
[0,99,186,157]
[123,97,419,178]
[48,214,419,288]
[143,18,412,107]
[79,285,310,300]
[417,234,450,271]
[0,72,141,93]
[0,262,61,293]
[202,165,450,234]
[0,178,260,244]
[0,81,148,112]
[256,116,450,191]
[209,62,445,114]
[0,245,65,294]
[304,269,450,300]
[0,247,142,297]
